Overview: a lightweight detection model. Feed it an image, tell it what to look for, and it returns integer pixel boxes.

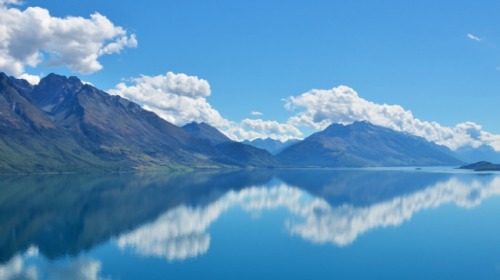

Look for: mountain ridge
[182,122,231,145]
[276,121,464,167]
[181,122,277,167]
[454,145,500,164]
[242,138,299,155]
[0,73,275,173]
[0,72,476,173]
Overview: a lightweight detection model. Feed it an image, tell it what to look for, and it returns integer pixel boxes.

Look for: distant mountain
[212,141,277,168]
[182,122,231,145]
[459,161,500,171]
[0,73,276,173]
[242,138,299,155]
[182,122,277,168]
[454,144,500,164]
[276,121,464,167]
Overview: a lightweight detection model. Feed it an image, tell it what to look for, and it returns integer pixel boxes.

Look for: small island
[460,161,500,171]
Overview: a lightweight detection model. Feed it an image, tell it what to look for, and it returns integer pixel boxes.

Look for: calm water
[1,168,500,279]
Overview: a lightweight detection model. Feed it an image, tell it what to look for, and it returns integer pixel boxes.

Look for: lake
[1,168,500,279]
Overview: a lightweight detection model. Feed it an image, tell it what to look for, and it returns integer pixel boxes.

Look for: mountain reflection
[0,170,273,263]
[117,184,305,261]
[1,169,500,267]
[286,175,500,245]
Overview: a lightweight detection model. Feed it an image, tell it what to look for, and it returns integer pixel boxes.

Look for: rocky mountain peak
[30,73,84,112]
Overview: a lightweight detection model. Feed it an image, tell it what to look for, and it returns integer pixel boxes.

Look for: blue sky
[1,0,500,148]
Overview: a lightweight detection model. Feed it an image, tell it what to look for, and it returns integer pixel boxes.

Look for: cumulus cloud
[109,72,302,142]
[17,73,40,85]
[238,119,302,140]
[109,74,498,146]
[285,86,500,150]
[0,0,20,5]
[221,121,302,141]
[0,1,137,76]
[250,111,263,116]
[467,33,481,42]
[109,72,228,127]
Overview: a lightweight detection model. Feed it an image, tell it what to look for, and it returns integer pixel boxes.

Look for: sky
[1,0,500,149]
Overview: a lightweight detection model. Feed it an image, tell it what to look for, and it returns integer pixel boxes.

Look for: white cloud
[285,86,500,150]
[109,72,229,127]
[109,72,302,142]
[0,2,137,75]
[239,119,302,140]
[0,0,21,5]
[220,119,302,142]
[99,34,137,55]
[17,73,40,85]
[467,33,481,42]
[250,111,263,116]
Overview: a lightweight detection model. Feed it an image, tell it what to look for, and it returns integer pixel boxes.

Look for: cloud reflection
[117,185,304,261]
[0,255,37,280]
[117,175,500,260]
[289,176,500,246]
[116,205,214,261]
[45,259,103,280]
[0,246,105,280]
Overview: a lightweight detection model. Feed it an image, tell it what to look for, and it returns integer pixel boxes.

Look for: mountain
[212,141,277,168]
[454,144,500,164]
[0,73,276,173]
[276,121,464,167]
[182,122,277,168]
[182,122,231,145]
[0,72,468,172]
[31,74,223,168]
[242,138,299,155]
[0,73,117,173]
[459,161,500,171]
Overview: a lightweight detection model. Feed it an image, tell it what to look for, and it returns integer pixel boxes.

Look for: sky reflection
[1,170,500,278]
[117,173,500,261]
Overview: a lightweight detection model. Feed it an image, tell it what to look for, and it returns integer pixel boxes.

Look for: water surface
[1,168,499,279]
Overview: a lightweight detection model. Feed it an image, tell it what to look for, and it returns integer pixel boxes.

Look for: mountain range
[242,138,299,155]
[0,72,488,173]
[455,145,500,164]
[275,121,464,167]
[0,73,275,173]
